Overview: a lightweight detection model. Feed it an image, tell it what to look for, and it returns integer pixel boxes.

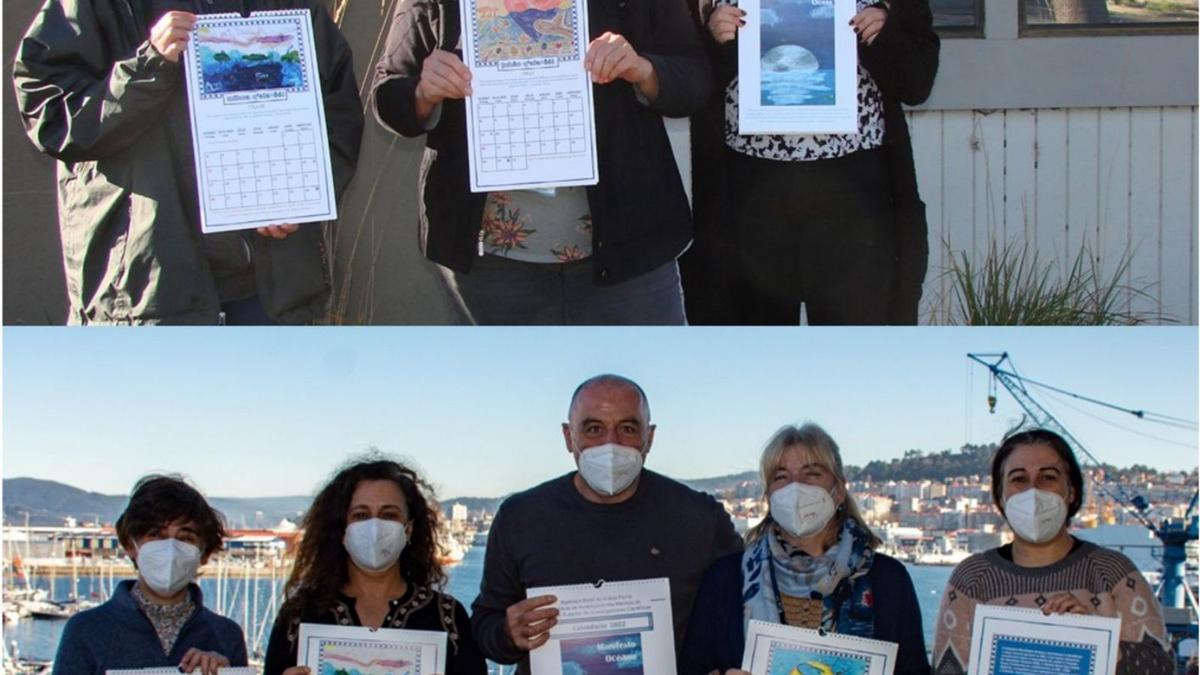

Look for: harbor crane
[968,352,1199,665]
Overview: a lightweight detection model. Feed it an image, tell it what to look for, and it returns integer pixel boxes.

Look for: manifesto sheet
[737,0,859,134]
[297,623,447,675]
[183,10,338,233]
[527,577,675,675]
[460,0,599,192]
[967,605,1121,675]
[742,619,899,675]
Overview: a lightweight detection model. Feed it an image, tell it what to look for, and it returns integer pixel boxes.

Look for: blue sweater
[681,551,932,675]
[52,580,248,675]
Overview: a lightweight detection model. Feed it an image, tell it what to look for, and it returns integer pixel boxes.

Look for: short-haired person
[681,423,931,675]
[470,374,744,672]
[264,457,485,675]
[52,475,247,675]
[933,429,1175,675]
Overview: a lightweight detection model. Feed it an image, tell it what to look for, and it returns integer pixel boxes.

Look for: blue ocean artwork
[759,0,836,107]
[560,632,645,674]
[196,26,304,95]
[767,648,869,675]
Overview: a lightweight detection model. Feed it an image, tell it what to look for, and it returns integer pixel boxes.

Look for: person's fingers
[436,50,473,81]
[432,65,472,97]
[610,49,641,83]
[179,648,199,670]
[520,607,560,625]
[279,223,299,234]
[526,630,552,650]
[422,69,466,101]
[587,43,612,82]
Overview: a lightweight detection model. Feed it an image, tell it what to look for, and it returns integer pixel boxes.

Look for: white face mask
[769,482,837,538]
[1004,488,1068,544]
[343,518,408,572]
[577,443,644,496]
[137,538,202,597]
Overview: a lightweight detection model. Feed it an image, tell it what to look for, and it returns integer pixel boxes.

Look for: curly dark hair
[279,454,445,623]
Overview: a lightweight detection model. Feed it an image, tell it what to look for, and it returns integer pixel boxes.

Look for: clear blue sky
[3,327,1196,500]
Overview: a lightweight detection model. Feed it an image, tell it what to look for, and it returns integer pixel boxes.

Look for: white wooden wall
[909,106,1198,325]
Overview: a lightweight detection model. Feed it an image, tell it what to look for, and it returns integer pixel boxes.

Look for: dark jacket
[469,470,744,674]
[680,0,939,324]
[371,0,710,285]
[13,0,363,324]
[52,580,247,675]
[680,550,933,675]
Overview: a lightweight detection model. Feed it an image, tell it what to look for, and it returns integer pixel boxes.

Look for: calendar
[183,10,338,233]
[461,0,598,192]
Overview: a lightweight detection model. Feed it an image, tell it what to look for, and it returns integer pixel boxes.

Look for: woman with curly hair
[263,457,485,675]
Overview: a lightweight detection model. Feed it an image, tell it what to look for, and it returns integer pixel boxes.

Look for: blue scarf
[741,518,875,635]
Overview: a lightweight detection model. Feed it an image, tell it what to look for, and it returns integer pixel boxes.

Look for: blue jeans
[440,256,687,325]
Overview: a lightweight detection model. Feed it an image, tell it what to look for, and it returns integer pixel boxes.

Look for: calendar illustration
[183,10,338,233]
[461,0,597,191]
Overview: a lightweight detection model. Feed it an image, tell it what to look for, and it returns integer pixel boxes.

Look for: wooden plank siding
[908,107,1198,325]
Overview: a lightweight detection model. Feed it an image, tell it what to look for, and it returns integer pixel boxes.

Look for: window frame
[1017,0,1198,37]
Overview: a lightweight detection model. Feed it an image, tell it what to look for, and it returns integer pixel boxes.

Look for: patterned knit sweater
[932,539,1174,675]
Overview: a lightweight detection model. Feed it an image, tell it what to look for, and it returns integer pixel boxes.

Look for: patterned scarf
[741,518,875,634]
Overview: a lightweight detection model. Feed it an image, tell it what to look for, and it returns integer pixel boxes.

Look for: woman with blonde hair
[681,423,930,675]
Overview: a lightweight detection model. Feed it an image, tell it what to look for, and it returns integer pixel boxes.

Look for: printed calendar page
[460,0,599,192]
[183,9,338,233]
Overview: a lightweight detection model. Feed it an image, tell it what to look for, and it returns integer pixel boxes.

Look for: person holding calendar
[372,0,711,325]
[680,0,939,325]
[13,0,363,324]
[680,423,931,675]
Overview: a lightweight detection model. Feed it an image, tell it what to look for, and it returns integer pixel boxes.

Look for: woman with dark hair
[681,0,939,325]
[53,475,246,675]
[932,429,1175,675]
[681,423,930,675]
[263,457,485,675]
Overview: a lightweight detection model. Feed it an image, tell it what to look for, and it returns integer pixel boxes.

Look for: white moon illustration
[761,45,819,73]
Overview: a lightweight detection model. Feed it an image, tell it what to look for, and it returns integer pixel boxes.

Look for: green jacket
[13,0,363,324]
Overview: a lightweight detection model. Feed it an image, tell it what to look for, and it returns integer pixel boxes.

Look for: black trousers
[713,147,897,325]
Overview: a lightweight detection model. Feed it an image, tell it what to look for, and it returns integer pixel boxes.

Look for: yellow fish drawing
[790,661,836,675]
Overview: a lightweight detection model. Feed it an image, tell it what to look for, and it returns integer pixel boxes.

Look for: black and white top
[722,0,886,161]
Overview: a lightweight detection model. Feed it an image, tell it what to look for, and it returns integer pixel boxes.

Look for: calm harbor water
[6,544,954,665]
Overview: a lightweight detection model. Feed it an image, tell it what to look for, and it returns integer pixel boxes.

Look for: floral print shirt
[721,0,886,161]
[481,188,593,264]
[131,581,195,655]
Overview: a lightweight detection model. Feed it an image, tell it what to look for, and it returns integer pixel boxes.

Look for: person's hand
[505,594,559,651]
[415,50,473,106]
[708,5,745,45]
[257,223,299,239]
[584,33,652,86]
[850,6,888,45]
[1042,592,1092,616]
[281,668,311,675]
[150,11,197,63]
[178,648,230,675]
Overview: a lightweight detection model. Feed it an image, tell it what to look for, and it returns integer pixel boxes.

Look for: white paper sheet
[183,10,338,233]
[967,605,1122,675]
[527,577,675,675]
[459,0,599,192]
[297,623,448,675]
[107,670,255,674]
[737,0,859,134]
[741,619,898,675]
